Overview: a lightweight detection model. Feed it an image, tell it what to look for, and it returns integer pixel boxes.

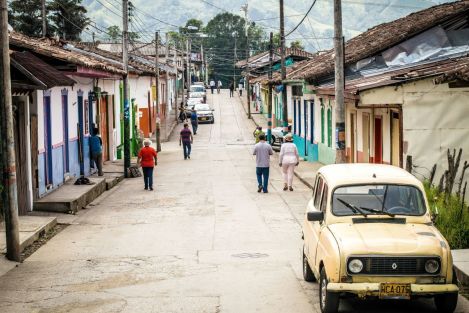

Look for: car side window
[320,183,328,212]
[314,177,323,209]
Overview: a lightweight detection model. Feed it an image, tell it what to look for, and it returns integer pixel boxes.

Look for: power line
[285,0,318,37]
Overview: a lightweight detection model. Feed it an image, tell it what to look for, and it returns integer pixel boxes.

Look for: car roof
[318,163,421,188]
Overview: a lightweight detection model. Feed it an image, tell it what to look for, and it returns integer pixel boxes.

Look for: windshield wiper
[359,206,395,218]
[337,198,368,218]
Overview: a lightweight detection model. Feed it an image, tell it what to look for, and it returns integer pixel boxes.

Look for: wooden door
[374,116,383,164]
[31,115,38,200]
[391,111,400,166]
[43,96,53,186]
[362,113,370,163]
[350,112,356,163]
[13,100,30,214]
[100,96,109,161]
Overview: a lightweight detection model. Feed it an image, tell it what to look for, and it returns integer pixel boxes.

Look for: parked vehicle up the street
[194,103,214,124]
[302,164,459,313]
[189,84,207,102]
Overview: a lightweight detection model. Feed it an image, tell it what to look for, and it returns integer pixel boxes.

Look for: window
[320,184,328,212]
[314,177,324,208]
[332,184,427,216]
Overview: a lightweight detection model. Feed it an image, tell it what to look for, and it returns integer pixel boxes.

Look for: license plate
[201,117,207,121]
[379,283,411,299]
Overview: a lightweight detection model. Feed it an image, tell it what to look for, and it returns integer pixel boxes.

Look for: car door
[304,175,325,269]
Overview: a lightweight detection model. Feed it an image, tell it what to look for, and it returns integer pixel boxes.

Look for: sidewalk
[453,250,469,287]
[238,94,322,189]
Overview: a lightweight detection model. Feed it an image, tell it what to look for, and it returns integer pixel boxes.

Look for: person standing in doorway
[180,123,193,160]
[279,134,299,191]
[238,78,244,96]
[217,80,222,94]
[229,81,234,97]
[190,109,198,135]
[253,133,273,193]
[209,79,216,94]
[90,128,104,176]
[137,139,157,191]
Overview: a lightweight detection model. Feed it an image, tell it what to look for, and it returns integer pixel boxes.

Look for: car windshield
[190,86,205,93]
[195,104,210,111]
[332,184,426,216]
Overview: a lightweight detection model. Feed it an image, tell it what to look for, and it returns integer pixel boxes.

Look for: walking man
[190,109,198,135]
[252,133,273,193]
[229,81,234,97]
[210,79,216,94]
[137,139,157,191]
[279,134,299,191]
[90,128,104,176]
[180,123,193,160]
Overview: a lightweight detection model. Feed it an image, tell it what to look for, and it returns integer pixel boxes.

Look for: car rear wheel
[319,267,339,313]
[303,249,315,282]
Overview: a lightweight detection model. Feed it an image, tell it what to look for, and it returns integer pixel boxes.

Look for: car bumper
[198,116,214,123]
[327,283,458,296]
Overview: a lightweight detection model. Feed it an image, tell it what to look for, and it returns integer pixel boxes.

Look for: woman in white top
[279,134,300,191]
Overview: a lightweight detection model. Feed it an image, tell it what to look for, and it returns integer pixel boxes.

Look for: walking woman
[137,139,157,191]
[279,134,299,191]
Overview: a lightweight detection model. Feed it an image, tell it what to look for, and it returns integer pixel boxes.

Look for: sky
[82,0,454,51]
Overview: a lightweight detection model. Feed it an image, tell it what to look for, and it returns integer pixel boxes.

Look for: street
[0,90,468,313]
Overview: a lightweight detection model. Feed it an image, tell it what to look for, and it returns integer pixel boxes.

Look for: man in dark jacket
[190,109,198,135]
[90,128,103,176]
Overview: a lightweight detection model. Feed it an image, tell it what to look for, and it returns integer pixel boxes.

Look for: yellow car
[302,164,459,313]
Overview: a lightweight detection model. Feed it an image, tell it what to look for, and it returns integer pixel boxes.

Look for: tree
[9,0,51,37]
[203,13,266,86]
[106,25,121,42]
[48,0,89,41]
[290,40,304,50]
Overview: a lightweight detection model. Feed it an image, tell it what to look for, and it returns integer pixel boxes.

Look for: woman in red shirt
[137,139,157,191]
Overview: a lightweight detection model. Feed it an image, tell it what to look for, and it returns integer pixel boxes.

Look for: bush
[424,181,469,249]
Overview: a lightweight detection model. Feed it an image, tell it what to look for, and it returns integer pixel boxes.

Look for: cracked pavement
[0,90,468,312]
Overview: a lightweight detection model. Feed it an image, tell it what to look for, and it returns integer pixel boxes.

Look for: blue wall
[69,139,80,177]
[52,146,64,187]
[38,153,46,196]
[293,134,318,162]
[83,136,91,176]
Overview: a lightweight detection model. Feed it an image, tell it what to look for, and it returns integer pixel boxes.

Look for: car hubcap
[321,278,327,308]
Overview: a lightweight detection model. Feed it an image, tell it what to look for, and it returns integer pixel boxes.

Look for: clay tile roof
[236,47,315,68]
[289,0,469,81]
[10,51,75,88]
[9,32,126,75]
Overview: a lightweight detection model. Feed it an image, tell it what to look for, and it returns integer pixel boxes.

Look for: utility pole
[334,0,346,163]
[122,0,131,177]
[242,4,251,119]
[41,0,46,37]
[233,35,237,86]
[280,0,288,134]
[267,32,274,144]
[173,36,178,123]
[155,31,161,152]
[186,37,191,100]
[0,0,21,262]
[165,33,172,133]
[92,32,95,44]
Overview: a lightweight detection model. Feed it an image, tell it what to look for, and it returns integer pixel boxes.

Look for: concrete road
[0,90,468,313]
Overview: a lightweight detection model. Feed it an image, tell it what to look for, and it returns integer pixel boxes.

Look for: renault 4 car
[302,164,459,313]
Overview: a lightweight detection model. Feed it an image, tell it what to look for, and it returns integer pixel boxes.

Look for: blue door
[43,96,53,186]
[62,92,69,173]
[78,93,85,176]
[304,100,308,156]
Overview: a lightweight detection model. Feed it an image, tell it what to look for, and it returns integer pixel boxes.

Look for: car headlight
[348,259,363,274]
[425,259,440,274]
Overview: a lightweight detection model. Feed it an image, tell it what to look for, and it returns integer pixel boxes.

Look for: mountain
[83,0,453,51]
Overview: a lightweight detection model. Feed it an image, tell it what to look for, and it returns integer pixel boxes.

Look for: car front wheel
[303,249,315,282]
[319,267,339,313]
